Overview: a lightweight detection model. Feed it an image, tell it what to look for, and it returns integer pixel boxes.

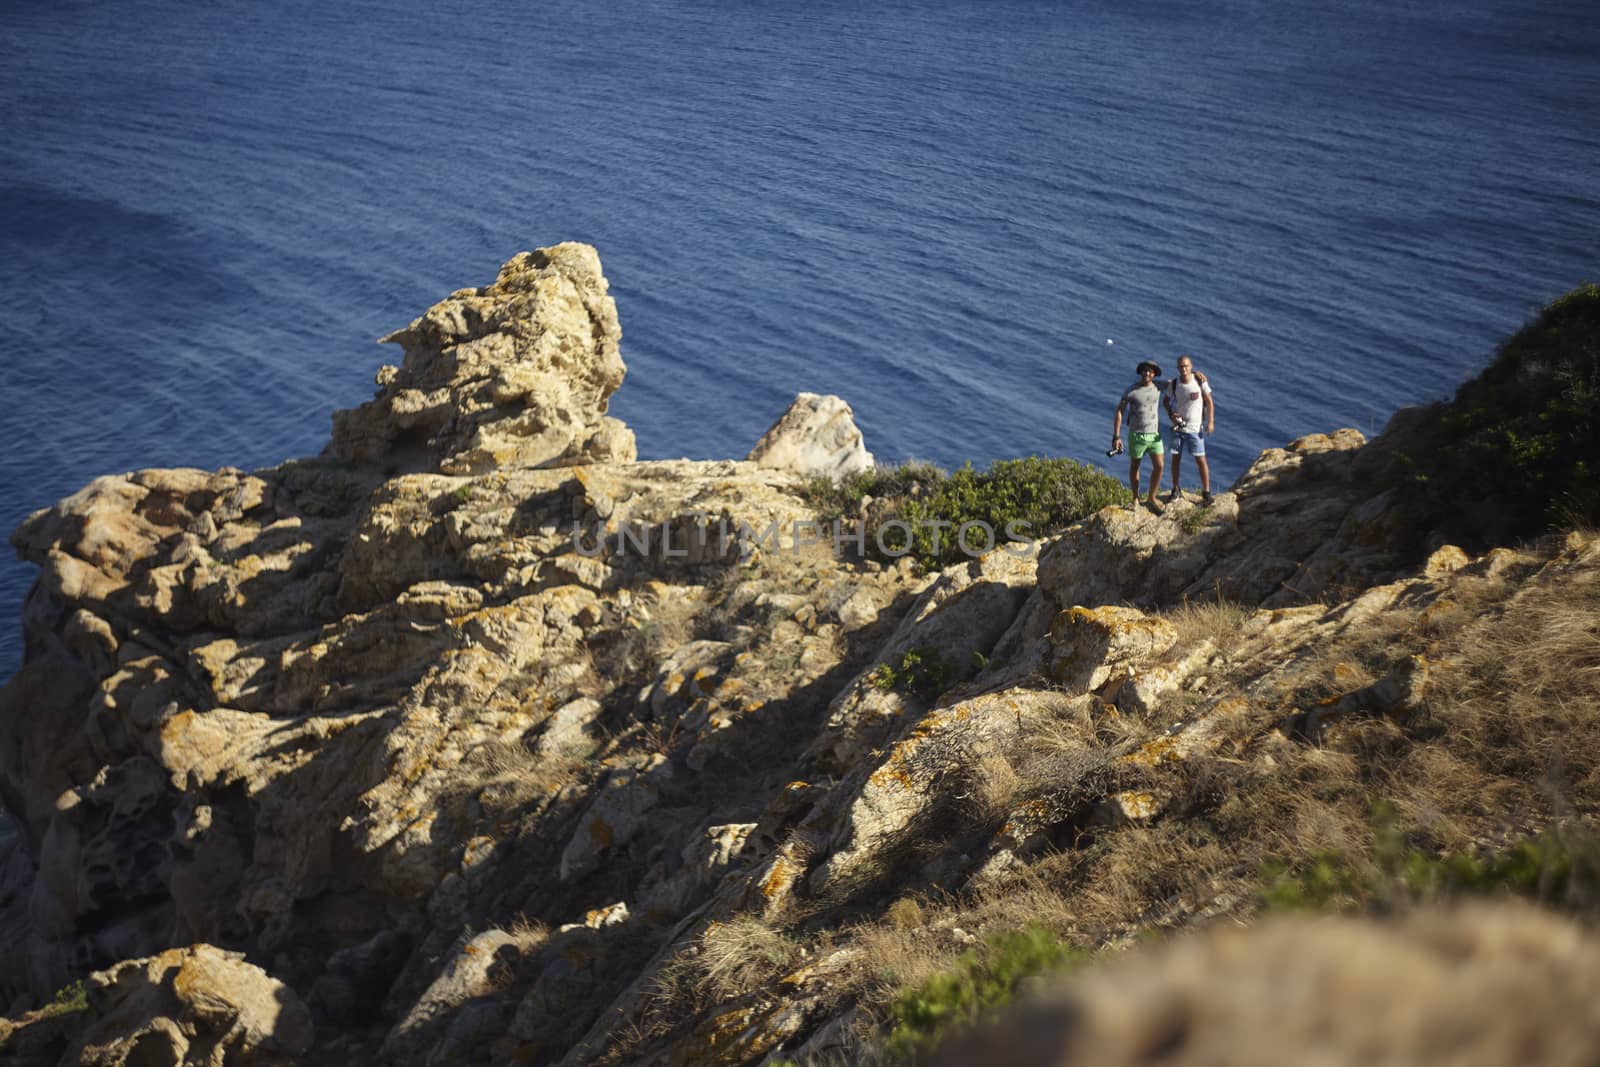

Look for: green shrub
[1260,804,1598,914]
[1383,283,1600,554]
[867,647,957,701]
[39,979,88,1019]
[1180,505,1212,536]
[806,457,1129,571]
[803,461,946,521]
[885,924,1087,1061]
[1259,849,1369,912]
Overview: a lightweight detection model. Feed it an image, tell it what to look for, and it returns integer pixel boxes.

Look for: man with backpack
[1163,354,1215,504]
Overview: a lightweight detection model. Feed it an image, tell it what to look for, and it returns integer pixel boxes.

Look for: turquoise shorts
[1130,432,1164,459]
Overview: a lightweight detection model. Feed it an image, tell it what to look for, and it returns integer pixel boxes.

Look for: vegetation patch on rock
[1261,806,1600,914]
[806,457,1128,570]
[885,924,1087,1061]
[1383,283,1600,554]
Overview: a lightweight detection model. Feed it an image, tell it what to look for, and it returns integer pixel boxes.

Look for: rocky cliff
[2,246,1595,1066]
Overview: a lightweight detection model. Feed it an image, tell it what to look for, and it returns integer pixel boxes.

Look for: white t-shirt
[1167,376,1212,428]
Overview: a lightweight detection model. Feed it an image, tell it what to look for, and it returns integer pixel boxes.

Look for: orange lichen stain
[1116,735,1181,767]
[713,1006,763,1041]
[998,797,1051,839]
[1052,604,1167,644]
[868,758,916,792]
[1113,791,1162,819]
[760,855,796,901]
[587,818,614,847]
[673,1006,762,1066]
[1417,600,1458,628]
[1214,697,1250,715]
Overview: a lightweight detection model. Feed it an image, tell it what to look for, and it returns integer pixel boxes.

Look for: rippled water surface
[2,0,1598,672]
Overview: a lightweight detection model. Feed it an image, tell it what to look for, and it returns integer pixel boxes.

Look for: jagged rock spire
[332,242,637,474]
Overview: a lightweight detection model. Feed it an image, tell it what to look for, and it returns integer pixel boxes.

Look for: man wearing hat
[1111,360,1200,513]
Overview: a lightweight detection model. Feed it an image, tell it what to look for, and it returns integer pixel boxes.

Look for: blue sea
[2,0,1597,674]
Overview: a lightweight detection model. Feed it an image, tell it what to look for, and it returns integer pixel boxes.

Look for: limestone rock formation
[332,242,636,474]
[746,392,874,482]
[1,944,311,1067]
[4,243,1590,1067]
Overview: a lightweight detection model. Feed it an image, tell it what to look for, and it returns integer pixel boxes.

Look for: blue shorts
[1171,431,1206,457]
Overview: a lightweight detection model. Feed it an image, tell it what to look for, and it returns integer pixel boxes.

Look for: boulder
[1046,605,1178,694]
[57,944,312,1067]
[932,904,1600,1067]
[380,930,519,1066]
[746,393,873,482]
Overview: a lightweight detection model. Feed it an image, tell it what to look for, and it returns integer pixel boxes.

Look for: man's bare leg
[1147,453,1165,508]
[1128,455,1141,502]
[1170,451,1184,493]
[1196,455,1211,495]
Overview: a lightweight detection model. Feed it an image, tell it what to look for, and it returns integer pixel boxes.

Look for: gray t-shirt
[1119,381,1164,433]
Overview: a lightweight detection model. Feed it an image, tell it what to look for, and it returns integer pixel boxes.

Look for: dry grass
[617,537,1597,1062]
[1169,537,1600,918]
[845,920,964,1004]
[1018,694,1151,772]
[1426,551,1600,806]
[963,753,1023,825]
[1162,598,1249,659]
[960,543,1593,941]
[697,916,803,1002]
[1075,825,1235,932]
[506,915,549,955]
[630,916,800,1050]
[835,870,1091,1049]
[1268,539,1600,830]
[966,869,1086,939]
[459,735,590,815]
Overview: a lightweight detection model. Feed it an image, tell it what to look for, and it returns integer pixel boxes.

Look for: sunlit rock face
[746,392,874,483]
[332,242,636,475]
[4,240,1582,1067]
